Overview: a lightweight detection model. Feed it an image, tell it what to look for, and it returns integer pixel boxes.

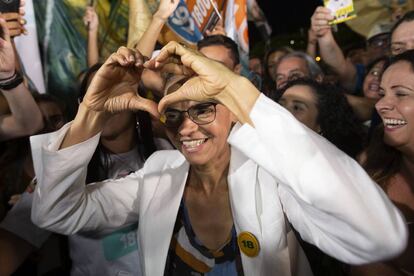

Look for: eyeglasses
[162,102,217,128]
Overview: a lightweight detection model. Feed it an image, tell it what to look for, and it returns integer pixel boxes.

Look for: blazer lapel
[139,158,189,276]
[228,147,264,275]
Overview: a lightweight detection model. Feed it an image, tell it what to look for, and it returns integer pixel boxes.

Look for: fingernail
[160,114,166,124]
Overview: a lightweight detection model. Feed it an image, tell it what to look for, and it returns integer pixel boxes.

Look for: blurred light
[315,56,321,62]
[290,40,295,45]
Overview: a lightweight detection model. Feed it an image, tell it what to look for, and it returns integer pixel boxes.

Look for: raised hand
[310,6,334,38]
[83,46,159,118]
[205,17,226,36]
[83,6,99,32]
[0,18,15,79]
[1,0,27,37]
[154,0,180,21]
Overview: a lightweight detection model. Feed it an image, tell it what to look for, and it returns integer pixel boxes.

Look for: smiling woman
[356,50,414,275]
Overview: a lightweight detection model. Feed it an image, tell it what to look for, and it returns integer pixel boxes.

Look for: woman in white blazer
[31,42,407,276]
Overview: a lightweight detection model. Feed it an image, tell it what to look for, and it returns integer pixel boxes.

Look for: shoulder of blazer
[142,150,187,173]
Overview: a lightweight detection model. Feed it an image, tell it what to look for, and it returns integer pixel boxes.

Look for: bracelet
[0,72,24,90]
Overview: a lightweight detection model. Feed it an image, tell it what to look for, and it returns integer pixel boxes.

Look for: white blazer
[31,95,407,276]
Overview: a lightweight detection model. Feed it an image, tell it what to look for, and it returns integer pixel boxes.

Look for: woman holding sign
[30,41,407,275]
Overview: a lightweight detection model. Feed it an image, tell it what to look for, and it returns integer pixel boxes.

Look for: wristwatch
[0,72,24,90]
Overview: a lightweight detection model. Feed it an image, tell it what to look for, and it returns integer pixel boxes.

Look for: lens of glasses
[164,102,217,128]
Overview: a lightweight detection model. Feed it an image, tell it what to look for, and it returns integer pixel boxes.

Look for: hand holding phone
[0,18,17,80]
[0,0,26,38]
[0,0,20,13]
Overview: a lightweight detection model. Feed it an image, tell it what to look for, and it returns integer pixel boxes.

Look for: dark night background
[249,0,364,56]
[258,0,321,35]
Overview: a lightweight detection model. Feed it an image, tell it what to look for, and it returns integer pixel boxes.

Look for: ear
[233,64,242,74]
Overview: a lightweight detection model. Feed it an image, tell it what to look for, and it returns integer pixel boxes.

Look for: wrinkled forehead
[278,57,308,74]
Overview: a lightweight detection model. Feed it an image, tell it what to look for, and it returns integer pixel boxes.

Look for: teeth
[182,139,206,148]
[383,118,407,126]
[368,83,379,91]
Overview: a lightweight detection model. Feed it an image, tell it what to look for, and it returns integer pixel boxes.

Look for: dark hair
[390,10,414,39]
[363,126,401,187]
[385,48,414,71]
[278,79,366,158]
[78,63,104,103]
[197,35,240,67]
[363,49,414,187]
[364,56,389,76]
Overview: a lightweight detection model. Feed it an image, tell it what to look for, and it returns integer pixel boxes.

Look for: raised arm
[134,0,179,57]
[0,18,43,141]
[83,6,100,67]
[311,6,358,91]
[306,28,318,58]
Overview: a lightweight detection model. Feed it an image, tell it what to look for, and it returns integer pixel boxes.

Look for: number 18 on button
[237,231,260,257]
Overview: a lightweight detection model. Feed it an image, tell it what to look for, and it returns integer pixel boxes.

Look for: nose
[178,115,198,136]
[375,95,394,113]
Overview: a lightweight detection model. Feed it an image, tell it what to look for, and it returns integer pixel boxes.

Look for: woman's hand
[310,6,334,38]
[0,0,27,37]
[83,6,99,33]
[154,0,180,21]
[83,46,159,118]
[0,18,15,79]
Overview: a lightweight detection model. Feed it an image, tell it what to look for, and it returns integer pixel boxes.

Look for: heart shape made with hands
[82,47,159,118]
[144,41,239,113]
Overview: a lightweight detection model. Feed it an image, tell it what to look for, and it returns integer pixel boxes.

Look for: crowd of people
[0,1,413,275]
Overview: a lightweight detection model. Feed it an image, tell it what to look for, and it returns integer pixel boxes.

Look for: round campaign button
[237,231,260,257]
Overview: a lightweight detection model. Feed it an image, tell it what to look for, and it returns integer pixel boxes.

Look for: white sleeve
[30,122,140,235]
[0,192,50,248]
[228,94,407,264]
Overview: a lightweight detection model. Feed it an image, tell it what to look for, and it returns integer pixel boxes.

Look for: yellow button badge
[237,231,260,257]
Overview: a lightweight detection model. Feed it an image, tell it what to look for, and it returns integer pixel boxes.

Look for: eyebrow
[292,100,310,108]
[289,69,305,74]
[390,85,414,91]
[391,42,406,46]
